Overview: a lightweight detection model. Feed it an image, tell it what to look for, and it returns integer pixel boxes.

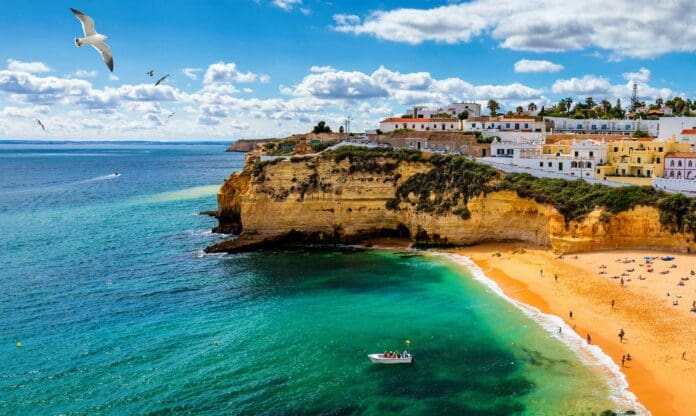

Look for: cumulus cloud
[182,67,203,80]
[310,65,336,73]
[551,75,612,95]
[333,0,696,58]
[7,59,51,73]
[514,59,564,73]
[203,61,263,84]
[72,69,98,78]
[294,70,389,99]
[622,67,651,83]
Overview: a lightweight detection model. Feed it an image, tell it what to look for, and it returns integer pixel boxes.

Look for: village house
[405,102,482,119]
[664,153,696,179]
[545,116,660,137]
[379,117,461,133]
[594,139,692,184]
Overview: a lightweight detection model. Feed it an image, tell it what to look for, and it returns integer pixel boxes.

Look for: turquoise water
[0,144,633,415]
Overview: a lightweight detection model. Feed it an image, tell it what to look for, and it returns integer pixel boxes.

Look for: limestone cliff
[207,151,696,254]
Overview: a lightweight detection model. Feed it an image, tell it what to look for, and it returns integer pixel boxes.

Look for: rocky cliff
[207,149,696,254]
[226,139,274,153]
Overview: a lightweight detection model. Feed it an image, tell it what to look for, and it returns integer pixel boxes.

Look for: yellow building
[595,139,692,185]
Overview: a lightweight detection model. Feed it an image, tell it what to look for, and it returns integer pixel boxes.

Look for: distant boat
[114,172,120,176]
[661,256,675,261]
[367,353,413,364]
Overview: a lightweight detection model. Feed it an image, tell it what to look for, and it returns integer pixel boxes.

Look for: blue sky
[1,0,695,140]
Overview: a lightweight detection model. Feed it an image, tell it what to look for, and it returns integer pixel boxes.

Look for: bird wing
[155,74,169,86]
[36,119,45,130]
[92,43,114,72]
[70,8,96,36]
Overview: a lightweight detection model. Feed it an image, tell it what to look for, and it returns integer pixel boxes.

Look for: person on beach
[586,334,591,344]
[683,351,687,360]
[540,269,543,278]
[620,277,624,287]
[558,327,562,334]
[626,354,632,361]
[569,310,573,319]
[619,329,625,343]
[611,299,615,310]
[621,355,625,367]
[554,273,558,282]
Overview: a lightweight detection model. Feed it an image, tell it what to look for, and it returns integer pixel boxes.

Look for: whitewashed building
[658,117,696,140]
[379,117,461,133]
[545,117,659,137]
[405,102,481,119]
[664,152,696,179]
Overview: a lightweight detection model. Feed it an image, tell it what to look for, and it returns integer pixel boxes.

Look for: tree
[312,121,332,134]
[563,97,573,113]
[538,105,546,117]
[528,102,537,112]
[585,97,595,109]
[515,106,524,114]
[339,125,344,134]
[487,100,500,116]
[457,110,469,120]
[615,98,622,112]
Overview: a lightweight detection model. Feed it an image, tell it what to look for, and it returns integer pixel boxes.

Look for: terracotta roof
[666,152,696,158]
[381,118,423,123]
[498,118,537,122]
[681,129,696,135]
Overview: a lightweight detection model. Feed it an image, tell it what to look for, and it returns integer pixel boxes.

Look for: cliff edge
[207,147,696,254]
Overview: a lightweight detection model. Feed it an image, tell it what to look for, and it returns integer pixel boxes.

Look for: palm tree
[528,102,537,112]
[515,106,524,114]
[487,100,500,116]
[585,97,595,109]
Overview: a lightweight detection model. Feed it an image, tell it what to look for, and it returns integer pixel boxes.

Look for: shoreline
[448,244,696,416]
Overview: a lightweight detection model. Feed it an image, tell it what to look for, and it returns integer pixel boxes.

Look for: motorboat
[368,352,413,364]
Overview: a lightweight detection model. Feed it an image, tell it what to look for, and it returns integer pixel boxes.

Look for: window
[497,149,504,155]
[670,160,675,167]
[574,151,579,157]
[678,161,682,167]
[596,169,600,174]
[571,161,577,168]
[658,147,663,152]
[589,151,594,157]
[539,161,543,167]
[586,162,592,168]
[591,124,597,130]
[451,124,454,128]
[637,157,641,163]
[471,123,476,128]
[524,123,529,129]
[689,161,693,167]
[505,123,510,128]
[614,147,619,152]
[421,125,424,129]
[506,149,514,155]
[625,124,631,130]
[548,162,552,167]
[601,124,607,130]
[558,162,563,171]
[656,157,660,163]
[670,171,675,177]
[577,124,583,129]
[412,124,416,129]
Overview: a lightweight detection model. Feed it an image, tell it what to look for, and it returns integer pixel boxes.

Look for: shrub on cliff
[389,156,499,215]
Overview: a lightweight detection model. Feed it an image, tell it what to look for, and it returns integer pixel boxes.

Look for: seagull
[164,112,175,124]
[70,8,114,72]
[155,74,170,86]
[146,70,155,77]
[35,118,46,131]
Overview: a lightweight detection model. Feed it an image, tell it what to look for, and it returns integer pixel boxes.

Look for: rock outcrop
[207,152,696,254]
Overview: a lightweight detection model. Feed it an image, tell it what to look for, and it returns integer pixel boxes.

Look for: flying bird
[35,118,46,131]
[155,74,170,86]
[70,8,114,72]
[147,70,155,77]
[164,112,175,125]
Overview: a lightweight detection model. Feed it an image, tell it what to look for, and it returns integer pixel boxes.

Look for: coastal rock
[207,153,696,254]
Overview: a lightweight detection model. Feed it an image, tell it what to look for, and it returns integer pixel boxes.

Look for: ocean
[0,143,639,415]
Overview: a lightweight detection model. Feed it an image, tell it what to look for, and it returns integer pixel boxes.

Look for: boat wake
[435,253,650,416]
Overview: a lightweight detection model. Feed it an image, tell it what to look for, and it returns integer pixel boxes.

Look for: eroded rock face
[207,155,695,254]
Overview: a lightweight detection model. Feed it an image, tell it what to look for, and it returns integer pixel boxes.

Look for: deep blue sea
[0,143,639,415]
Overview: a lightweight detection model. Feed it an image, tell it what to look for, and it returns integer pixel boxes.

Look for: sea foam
[436,252,650,416]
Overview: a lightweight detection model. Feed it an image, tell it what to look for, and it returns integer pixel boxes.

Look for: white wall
[652,178,696,195]
[658,117,696,140]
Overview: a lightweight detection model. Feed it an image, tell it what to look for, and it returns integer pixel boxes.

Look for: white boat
[367,353,413,364]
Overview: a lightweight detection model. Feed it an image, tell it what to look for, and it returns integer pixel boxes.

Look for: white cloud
[243,87,254,93]
[72,69,98,78]
[7,59,51,74]
[203,61,261,84]
[514,59,564,73]
[109,74,119,81]
[552,75,612,95]
[272,0,302,11]
[622,67,651,83]
[182,67,203,80]
[333,0,696,58]
[310,65,336,73]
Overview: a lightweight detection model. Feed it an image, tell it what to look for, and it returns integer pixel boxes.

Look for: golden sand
[451,244,696,416]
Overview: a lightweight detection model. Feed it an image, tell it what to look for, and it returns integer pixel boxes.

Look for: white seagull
[70,8,114,72]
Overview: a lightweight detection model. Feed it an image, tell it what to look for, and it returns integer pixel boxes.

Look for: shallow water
[0,143,636,415]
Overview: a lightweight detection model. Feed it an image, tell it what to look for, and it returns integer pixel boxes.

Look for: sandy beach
[451,244,696,416]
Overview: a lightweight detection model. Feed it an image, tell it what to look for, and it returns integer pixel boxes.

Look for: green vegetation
[310,141,331,153]
[312,121,332,134]
[476,135,500,144]
[388,156,499,217]
[487,99,500,116]
[457,110,469,120]
[325,146,432,174]
[632,129,651,138]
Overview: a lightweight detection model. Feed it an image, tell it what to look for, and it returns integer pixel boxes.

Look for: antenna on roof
[631,82,639,111]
